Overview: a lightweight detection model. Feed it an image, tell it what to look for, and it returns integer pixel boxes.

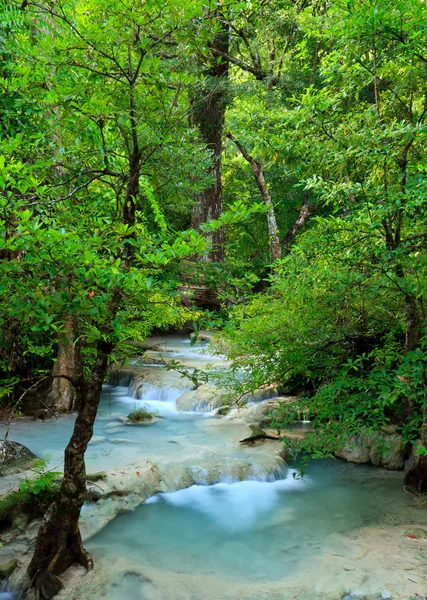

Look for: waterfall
[129,382,193,414]
[145,468,306,533]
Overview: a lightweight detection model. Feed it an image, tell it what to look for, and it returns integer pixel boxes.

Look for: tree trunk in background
[227,132,281,262]
[49,315,82,412]
[191,12,229,263]
[402,297,424,495]
[404,294,420,353]
[282,194,312,250]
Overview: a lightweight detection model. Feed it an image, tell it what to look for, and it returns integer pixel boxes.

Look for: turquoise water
[87,459,412,596]
[1,337,420,600]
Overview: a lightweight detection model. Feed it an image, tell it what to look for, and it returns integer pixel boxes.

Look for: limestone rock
[176,384,226,411]
[118,416,159,426]
[0,440,37,476]
[335,432,405,470]
[229,399,282,426]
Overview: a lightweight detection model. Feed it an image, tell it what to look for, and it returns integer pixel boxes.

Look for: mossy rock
[86,471,108,483]
[0,486,59,535]
[0,440,37,476]
[0,558,18,580]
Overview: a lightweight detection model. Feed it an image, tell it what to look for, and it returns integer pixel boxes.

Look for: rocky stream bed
[1,336,426,600]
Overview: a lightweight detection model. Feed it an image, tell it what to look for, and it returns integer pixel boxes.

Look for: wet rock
[239,424,280,445]
[0,441,37,476]
[335,432,405,470]
[119,416,158,426]
[177,385,279,412]
[0,559,18,580]
[86,472,108,483]
[190,330,216,343]
[229,399,282,426]
[176,384,225,411]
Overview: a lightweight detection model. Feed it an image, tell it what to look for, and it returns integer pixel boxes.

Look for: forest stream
[1,337,426,600]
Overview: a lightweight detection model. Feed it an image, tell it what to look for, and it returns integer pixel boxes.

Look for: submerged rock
[0,441,37,476]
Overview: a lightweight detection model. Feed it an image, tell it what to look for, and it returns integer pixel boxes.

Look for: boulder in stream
[0,440,37,476]
[176,384,226,411]
[335,431,405,470]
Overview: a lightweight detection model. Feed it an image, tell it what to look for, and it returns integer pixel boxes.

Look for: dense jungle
[0,1,427,599]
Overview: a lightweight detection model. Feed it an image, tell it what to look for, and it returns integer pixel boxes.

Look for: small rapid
[85,458,421,600]
[2,336,423,600]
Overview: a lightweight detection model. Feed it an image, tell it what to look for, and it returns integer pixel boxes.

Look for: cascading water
[85,457,419,600]
[1,336,420,600]
[130,382,193,414]
[0,581,16,600]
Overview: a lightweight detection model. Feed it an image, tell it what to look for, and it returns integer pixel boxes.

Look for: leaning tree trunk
[27,340,112,599]
[49,314,82,412]
[191,11,229,263]
[226,132,281,262]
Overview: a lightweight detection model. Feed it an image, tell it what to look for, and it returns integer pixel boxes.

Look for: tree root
[240,424,280,445]
[29,521,93,600]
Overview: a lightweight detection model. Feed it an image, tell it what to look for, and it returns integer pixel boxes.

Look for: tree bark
[227,132,282,262]
[27,347,108,598]
[27,291,121,600]
[405,294,420,353]
[282,194,312,250]
[49,315,82,412]
[191,11,229,263]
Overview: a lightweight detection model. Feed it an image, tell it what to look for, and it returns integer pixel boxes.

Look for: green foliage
[216,0,427,460]
[127,404,156,423]
[18,456,61,508]
[166,360,209,389]
[0,456,60,528]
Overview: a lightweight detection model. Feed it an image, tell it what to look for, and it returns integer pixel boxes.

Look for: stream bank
[1,336,426,600]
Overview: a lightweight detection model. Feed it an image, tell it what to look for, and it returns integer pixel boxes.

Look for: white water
[128,382,191,414]
[1,336,422,600]
[86,458,420,600]
[145,469,304,531]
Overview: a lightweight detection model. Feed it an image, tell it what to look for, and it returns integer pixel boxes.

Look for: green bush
[127,404,155,422]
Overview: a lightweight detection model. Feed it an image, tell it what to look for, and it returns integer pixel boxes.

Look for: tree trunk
[49,315,82,412]
[191,12,229,263]
[402,298,423,495]
[282,194,312,250]
[27,341,112,600]
[405,294,420,353]
[227,132,281,261]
